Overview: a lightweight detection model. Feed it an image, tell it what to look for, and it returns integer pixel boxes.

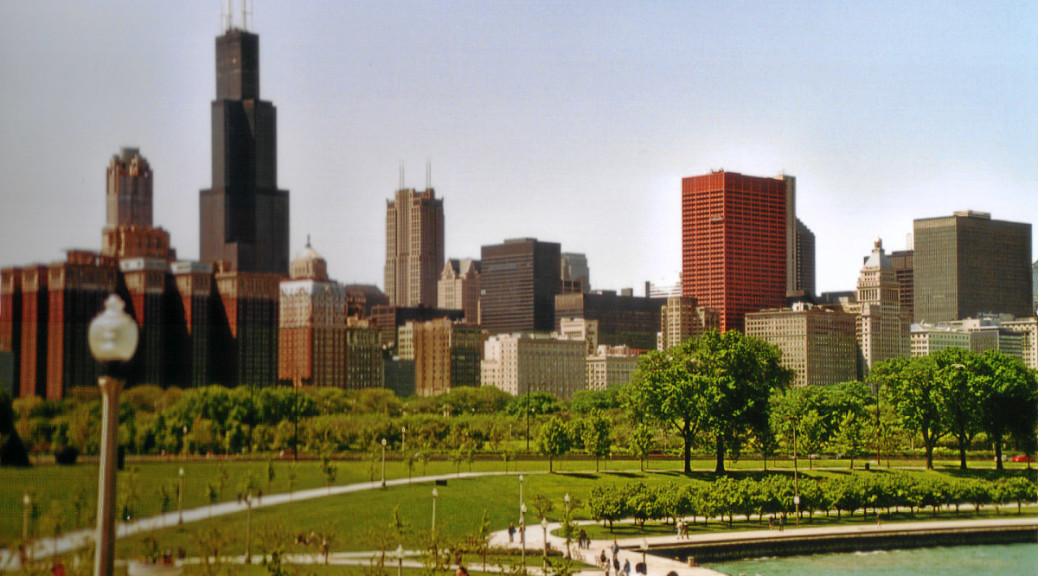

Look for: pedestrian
[455,565,469,576]
[508,523,516,543]
[600,550,608,574]
[611,540,619,561]
[768,515,775,530]
[779,514,785,532]
[623,558,631,576]
[613,556,620,575]
[676,519,682,538]
[578,528,587,549]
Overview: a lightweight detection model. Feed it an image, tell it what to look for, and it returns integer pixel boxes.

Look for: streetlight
[244,492,253,564]
[396,544,404,576]
[541,517,548,570]
[792,419,800,526]
[88,294,139,576]
[563,493,572,558]
[381,438,387,488]
[793,495,801,527]
[520,503,527,573]
[22,493,31,566]
[177,467,185,525]
[641,539,648,566]
[431,488,439,536]
[401,427,407,455]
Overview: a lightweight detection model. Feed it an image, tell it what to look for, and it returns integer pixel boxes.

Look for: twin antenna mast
[398,160,434,191]
[221,0,252,32]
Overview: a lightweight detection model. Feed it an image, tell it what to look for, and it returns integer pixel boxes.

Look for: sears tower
[200,19,289,276]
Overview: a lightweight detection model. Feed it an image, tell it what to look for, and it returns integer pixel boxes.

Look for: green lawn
[2,455,1032,551]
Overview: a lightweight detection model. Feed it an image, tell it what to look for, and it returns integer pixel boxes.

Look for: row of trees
[873,348,1038,470]
[621,332,1037,474]
[587,473,1037,530]
[4,332,1035,472]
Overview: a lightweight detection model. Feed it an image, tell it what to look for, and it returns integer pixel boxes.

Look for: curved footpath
[3,470,1036,576]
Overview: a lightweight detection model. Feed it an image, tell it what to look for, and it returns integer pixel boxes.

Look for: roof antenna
[426,157,432,190]
[399,162,405,191]
[226,0,233,30]
[241,0,251,31]
[306,233,311,248]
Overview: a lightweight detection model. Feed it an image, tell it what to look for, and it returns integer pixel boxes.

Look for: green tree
[873,356,946,469]
[931,348,982,470]
[628,423,654,471]
[537,416,571,472]
[580,411,612,471]
[626,331,791,473]
[974,351,1038,470]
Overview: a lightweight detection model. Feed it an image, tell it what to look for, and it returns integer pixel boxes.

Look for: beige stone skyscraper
[844,239,908,375]
[385,187,444,307]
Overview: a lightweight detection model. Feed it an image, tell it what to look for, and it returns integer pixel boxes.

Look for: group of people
[598,541,632,576]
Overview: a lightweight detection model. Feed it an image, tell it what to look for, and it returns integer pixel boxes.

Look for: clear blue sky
[1,1,1035,294]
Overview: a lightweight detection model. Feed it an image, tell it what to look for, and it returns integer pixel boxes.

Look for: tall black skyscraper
[200,23,289,276]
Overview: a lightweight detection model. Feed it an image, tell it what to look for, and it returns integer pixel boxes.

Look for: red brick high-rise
[682,171,794,332]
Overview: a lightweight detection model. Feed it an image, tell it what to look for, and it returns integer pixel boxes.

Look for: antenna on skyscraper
[426,158,432,190]
[225,0,233,30]
[399,162,405,191]
[241,0,251,31]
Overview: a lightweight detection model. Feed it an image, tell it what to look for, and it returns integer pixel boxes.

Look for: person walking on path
[623,558,631,576]
[508,523,516,543]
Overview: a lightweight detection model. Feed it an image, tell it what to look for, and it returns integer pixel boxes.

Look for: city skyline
[1,1,1035,296]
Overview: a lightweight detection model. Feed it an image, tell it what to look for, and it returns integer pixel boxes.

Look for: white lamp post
[381,438,387,488]
[22,494,31,566]
[177,467,185,525]
[431,488,439,536]
[541,517,548,569]
[88,295,139,576]
[401,427,407,454]
[519,503,527,572]
[563,493,572,558]
[396,544,404,576]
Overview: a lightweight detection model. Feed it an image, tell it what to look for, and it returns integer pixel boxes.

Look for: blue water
[707,543,1038,576]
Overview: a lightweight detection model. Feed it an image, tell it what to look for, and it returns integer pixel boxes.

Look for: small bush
[55,445,79,465]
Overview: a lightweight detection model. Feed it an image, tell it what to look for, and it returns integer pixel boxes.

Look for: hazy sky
[1,1,1035,295]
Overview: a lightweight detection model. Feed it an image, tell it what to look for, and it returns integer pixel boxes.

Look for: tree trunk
[924,441,934,470]
[994,437,1004,472]
[683,422,693,473]
[957,436,968,471]
[714,435,726,474]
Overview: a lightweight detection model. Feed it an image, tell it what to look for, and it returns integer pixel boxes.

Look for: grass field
[2,455,1033,554]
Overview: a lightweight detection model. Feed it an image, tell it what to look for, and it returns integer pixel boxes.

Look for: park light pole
[431,488,438,537]
[396,544,404,576]
[381,438,387,488]
[88,294,139,576]
[401,427,407,454]
[177,467,185,525]
[244,492,253,564]
[520,503,527,573]
[541,517,548,570]
[22,493,31,565]
[563,493,572,558]
[641,539,648,566]
[792,418,800,525]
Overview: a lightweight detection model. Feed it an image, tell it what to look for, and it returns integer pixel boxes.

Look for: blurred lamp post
[22,493,31,563]
[401,427,407,454]
[244,493,253,564]
[88,295,139,576]
[381,438,387,488]
[177,467,185,525]
[541,517,548,569]
[431,488,438,536]
[641,539,648,565]
[563,493,572,558]
[520,503,527,572]
[396,544,404,576]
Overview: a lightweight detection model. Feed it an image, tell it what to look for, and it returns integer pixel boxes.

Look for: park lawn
[3,455,1029,546]
[110,467,1035,562]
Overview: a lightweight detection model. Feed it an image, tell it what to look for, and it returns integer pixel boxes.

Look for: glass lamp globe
[88,294,139,363]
